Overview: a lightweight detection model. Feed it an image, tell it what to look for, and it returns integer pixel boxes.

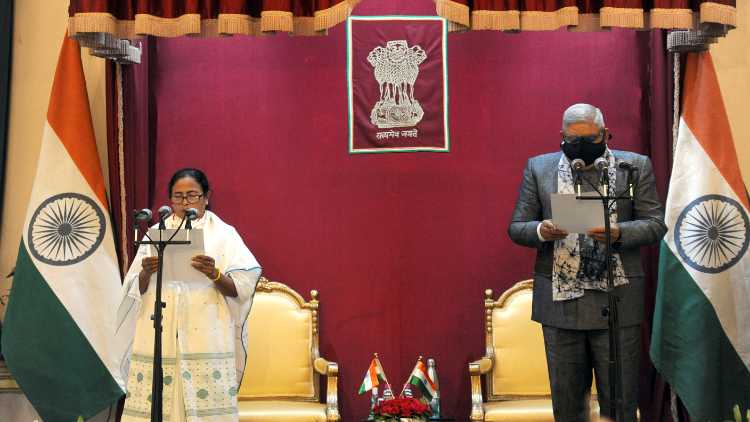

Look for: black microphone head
[594,157,609,171]
[157,205,172,218]
[134,208,153,222]
[570,158,586,171]
[617,160,634,170]
[185,208,199,220]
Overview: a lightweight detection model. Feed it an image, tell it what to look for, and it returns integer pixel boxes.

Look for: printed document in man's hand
[550,193,605,233]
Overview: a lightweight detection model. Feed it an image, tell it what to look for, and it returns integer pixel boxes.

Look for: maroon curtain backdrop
[106,1,680,420]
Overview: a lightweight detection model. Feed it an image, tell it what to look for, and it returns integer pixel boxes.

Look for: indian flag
[1,35,130,421]
[358,356,387,394]
[650,52,750,422]
[408,358,437,401]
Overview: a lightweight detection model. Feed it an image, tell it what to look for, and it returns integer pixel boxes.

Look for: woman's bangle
[212,268,222,282]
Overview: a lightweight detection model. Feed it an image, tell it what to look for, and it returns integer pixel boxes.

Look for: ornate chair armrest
[314,357,330,375]
[469,357,493,375]
[469,357,493,421]
[314,358,340,422]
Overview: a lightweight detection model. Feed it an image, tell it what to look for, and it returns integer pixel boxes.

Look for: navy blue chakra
[27,193,106,266]
[675,194,749,274]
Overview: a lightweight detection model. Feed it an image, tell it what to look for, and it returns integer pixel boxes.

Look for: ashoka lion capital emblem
[367,40,427,129]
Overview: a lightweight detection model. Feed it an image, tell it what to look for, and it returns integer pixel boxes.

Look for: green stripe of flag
[651,242,750,422]
[1,245,123,422]
[409,375,434,400]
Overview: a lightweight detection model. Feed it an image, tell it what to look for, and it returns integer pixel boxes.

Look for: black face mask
[560,140,606,166]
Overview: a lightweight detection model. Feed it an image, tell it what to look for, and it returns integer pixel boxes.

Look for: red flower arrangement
[373,397,432,420]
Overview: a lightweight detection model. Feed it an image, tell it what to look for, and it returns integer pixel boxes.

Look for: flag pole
[375,353,394,394]
[400,356,423,397]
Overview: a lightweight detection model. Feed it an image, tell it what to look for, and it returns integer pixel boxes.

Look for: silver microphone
[570,159,586,171]
[570,159,585,196]
[594,157,610,196]
[157,205,172,229]
[133,208,152,222]
[133,208,152,242]
[157,205,172,219]
[618,160,638,199]
[185,208,198,231]
[594,157,609,171]
[185,208,199,221]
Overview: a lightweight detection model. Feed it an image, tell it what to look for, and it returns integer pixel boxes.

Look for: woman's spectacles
[170,193,204,204]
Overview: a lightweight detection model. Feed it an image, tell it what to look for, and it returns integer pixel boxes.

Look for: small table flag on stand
[408,356,438,402]
[358,353,392,419]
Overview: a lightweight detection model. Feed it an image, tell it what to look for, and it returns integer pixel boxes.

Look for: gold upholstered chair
[469,280,600,422]
[238,277,340,422]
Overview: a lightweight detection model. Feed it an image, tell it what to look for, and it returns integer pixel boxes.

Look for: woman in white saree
[120,168,261,422]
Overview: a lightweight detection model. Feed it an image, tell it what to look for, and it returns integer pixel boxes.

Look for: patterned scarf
[552,151,629,301]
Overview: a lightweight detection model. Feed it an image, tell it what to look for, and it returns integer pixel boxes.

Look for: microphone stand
[575,168,636,422]
[134,213,191,422]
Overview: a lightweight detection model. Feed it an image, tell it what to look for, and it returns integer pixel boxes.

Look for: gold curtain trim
[293,17,319,36]
[218,15,315,37]
[314,0,360,32]
[69,13,135,39]
[435,0,470,30]
[68,12,117,35]
[600,7,644,28]
[134,13,201,37]
[650,8,693,29]
[69,3,358,38]
[260,10,294,33]
[218,13,260,36]
[568,13,606,32]
[195,18,221,38]
[700,2,737,27]
[471,10,520,31]
[520,6,578,31]
[118,21,136,39]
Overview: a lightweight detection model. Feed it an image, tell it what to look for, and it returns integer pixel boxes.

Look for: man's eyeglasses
[563,132,612,145]
[562,133,602,144]
[170,193,204,204]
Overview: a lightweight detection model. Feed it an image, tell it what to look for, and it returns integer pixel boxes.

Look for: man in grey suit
[508,104,667,422]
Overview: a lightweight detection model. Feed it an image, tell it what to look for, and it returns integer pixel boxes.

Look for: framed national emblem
[347,16,449,154]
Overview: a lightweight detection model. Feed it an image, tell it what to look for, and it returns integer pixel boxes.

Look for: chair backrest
[238,277,320,401]
[485,280,597,400]
[487,280,551,399]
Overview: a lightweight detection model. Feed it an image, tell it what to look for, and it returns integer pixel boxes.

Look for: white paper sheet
[147,228,208,287]
[550,193,606,233]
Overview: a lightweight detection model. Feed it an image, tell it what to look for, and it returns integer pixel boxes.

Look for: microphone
[132,209,152,242]
[185,208,198,220]
[133,208,152,222]
[157,206,172,219]
[185,208,198,230]
[616,160,633,171]
[618,160,638,199]
[570,159,585,196]
[594,157,609,171]
[594,157,610,196]
[157,205,172,230]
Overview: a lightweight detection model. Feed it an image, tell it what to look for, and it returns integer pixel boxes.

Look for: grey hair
[562,103,605,131]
